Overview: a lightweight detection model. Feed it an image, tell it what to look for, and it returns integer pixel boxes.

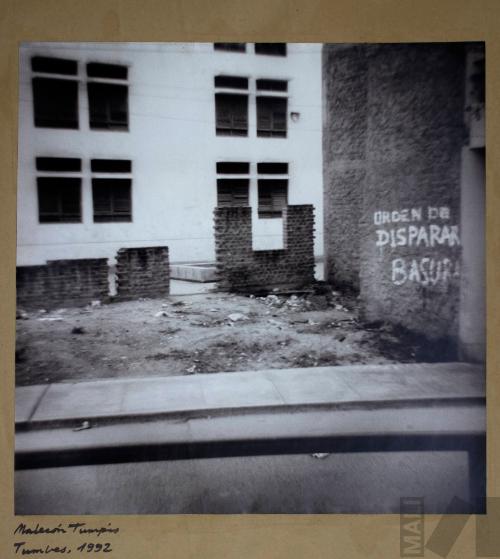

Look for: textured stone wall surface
[214,205,315,291]
[323,43,466,341]
[115,246,170,300]
[17,259,109,309]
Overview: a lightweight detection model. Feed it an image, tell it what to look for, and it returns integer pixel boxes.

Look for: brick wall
[115,246,170,300]
[323,43,466,342]
[17,259,109,309]
[214,205,315,291]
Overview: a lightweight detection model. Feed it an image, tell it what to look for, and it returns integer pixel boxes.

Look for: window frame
[214,75,249,136]
[216,161,250,207]
[87,62,129,131]
[254,43,287,57]
[257,162,289,218]
[91,159,133,223]
[256,95,288,138]
[37,176,82,224]
[214,43,246,53]
[31,55,79,129]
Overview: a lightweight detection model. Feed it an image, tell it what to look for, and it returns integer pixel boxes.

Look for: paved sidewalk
[16,362,485,428]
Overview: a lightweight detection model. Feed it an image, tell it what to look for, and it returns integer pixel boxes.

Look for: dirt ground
[16,287,426,386]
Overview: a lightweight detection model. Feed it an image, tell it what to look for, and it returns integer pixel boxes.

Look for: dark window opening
[91,159,132,173]
[257,96,287,137]
[87,62,128,80]
[214,43,246,52]
[255,43,287,57]
[258,179,288,218]
[37,177,81,223]
[217,179,249,207]
[216,162,250,174]
[32,77,78,129]
[214,75,248,89]
[88,82,128,130]
[31,56,77,75]
[215,93,248,136]
[92,178,132,222]
[36,157,81,172]
[257,162,288,174]
[256,79,288,92]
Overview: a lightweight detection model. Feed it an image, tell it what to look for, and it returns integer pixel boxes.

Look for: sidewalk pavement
[16,362,485,429]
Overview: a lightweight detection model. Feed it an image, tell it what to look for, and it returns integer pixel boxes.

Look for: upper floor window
[87,62,128,131]
[214,43,246,53]
[31,56,79,129]
[256,79,288,138]
[255,43,287,57]
[214,75,249,137]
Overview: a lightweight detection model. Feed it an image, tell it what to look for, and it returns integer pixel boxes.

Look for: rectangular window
[214,75,249,89]
[217,179,249,207]
[255,43,287,56]
[91,159,132,173]
[256,79,288,92]
[31,56,77,75]
[216,161,249,174]
[216,161,250,207]
[214,43,246,52]
[36,157,81,172]
[32,77,78,129]
[215,93,248,136]
[257,96,287,137]
[92,178,132,222]
[87,82,128,130]
[257,162,288,174]
[258,179,288,218]
[87,62,128,80]
[37,177,81,223]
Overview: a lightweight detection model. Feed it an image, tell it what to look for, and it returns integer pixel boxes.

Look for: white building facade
[17,42,323,267]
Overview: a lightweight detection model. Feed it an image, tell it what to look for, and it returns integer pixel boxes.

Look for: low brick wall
[115,246,170,300]
[214,205,315,291]
[17,259,109,310]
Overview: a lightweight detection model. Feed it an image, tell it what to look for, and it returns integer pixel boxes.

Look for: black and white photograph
[14,41,486,515]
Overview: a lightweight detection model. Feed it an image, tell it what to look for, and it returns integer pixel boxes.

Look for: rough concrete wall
[323,43,466,342]
[360,44,465,341]
[17,259,109,309]
[322,45,368,291]
[115,247,170,300]
[214,205,315,291]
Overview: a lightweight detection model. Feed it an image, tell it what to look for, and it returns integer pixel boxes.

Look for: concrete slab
[170,263,216,282]
[15,384,48,423]
[199,371,285,408]
[263,367,359,405]
[17,362,485,427]
[120,376,206,414]
[33,380,127,422]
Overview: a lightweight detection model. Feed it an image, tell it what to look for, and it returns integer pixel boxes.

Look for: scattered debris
[154,310,169,318]
[38,317,64,322]
[91,300,101,307]
[16,310,29,320]
[186,364,197,374]
[73,421,91,431]
[312,453,330,459]
[228,313,248,322]
[71,326,86,335]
